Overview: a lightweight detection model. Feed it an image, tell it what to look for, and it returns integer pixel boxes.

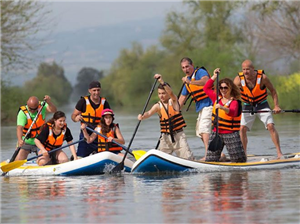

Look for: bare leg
[240,125,248,155]
[199,133,210,160]
[56,150,69,164]
[15,149,30,161]
[267,123,283,159]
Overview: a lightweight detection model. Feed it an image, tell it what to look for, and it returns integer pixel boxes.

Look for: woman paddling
[203,68,246,162]
[81,109,125,154]
[35,111,78,166]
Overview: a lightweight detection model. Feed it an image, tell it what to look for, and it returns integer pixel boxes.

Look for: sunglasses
[219,86,229,90]
[29,106,38,111]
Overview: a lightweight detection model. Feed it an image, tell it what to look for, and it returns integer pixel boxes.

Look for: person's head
[218,78,241,100]
[157,83,171,103]
[101,108,114,127]
[88,81,101,100]
[180,57,194,77]
[27,96,39,113]
[48,111,66,129]
[242,59,255,77]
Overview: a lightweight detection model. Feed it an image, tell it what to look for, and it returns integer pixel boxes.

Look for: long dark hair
[100,115,114,135]
[42,111,66,130]
[218,78,241,100]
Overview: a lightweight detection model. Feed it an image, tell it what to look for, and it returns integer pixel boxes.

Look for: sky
[46,1,184,33]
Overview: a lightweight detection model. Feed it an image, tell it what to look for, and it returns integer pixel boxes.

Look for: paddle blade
[132,150,146,160]
[111,162,124,173]
[1,159,27,173]
[208,135,223,152]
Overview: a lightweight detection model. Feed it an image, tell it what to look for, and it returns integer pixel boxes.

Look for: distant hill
[37,17,164,85]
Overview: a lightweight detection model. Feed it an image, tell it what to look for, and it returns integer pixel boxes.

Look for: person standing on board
[203,68,246,162]
[35,111,78,165]
[233,59,283,159]
[71,81,111,158]
[81,109,125,155]
[179,57,227,161]
[138,74,194,160]
[16,95,57,161]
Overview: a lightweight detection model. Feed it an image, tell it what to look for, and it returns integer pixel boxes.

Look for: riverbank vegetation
[1,1,299,123]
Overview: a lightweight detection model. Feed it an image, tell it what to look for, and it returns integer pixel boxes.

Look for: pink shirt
[204,79,239,133]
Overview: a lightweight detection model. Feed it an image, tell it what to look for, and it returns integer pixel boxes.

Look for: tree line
[1,1,299,124]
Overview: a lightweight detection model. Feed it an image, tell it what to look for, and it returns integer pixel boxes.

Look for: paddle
[85,126,145,160]
[1,101,46,176]
[242,109,300,113]
[112,78,158,172]
[1,139,85,173]
[208,72,223,152]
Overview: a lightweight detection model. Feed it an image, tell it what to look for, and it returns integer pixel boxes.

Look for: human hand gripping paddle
[1,101,46,176]
[208,71,223,152]
[111,78,158,173]
[1,139,85,173]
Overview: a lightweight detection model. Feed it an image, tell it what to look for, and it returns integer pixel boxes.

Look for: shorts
[159,131,194,160]
[22,143,38,154]
[196,106,213,137]
[76,132,98,157]
[241,109,274,131]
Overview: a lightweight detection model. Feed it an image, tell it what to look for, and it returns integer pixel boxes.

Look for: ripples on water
[1,106,299,223]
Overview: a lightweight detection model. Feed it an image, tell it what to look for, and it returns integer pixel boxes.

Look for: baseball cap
[101,109,114,116]
[89,81,101,89]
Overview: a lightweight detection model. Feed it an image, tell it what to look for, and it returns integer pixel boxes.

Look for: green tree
[1,0,50,73]
[24,62,72,106]
[73,67,104,101]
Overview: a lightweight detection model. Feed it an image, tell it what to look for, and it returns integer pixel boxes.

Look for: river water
[1,104,300,223]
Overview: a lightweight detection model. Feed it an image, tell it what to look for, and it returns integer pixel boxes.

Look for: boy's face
[158,88,169,103]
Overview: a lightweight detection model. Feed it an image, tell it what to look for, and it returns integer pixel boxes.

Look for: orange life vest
[185,66,211,102]
[212,98,241,131]
[159,100,186,134]
[96,124,122,152]
[238,70,268,105]
[43,123,67,151]
[19,104,45,138]
[81,96,106,126]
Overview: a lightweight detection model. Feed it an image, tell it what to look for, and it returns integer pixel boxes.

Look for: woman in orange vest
[35,111,78,166]
[81,109,124,154]
[203,68,246,162]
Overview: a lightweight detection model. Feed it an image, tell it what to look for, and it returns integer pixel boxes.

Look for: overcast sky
[46,1,185,33]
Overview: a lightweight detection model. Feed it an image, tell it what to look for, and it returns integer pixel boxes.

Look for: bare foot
[219,153,227,162]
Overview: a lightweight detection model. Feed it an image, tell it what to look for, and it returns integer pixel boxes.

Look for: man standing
[71,81,110,158]
[138,74,194,160]
[16,95,57,160]
[233,59,283,159]
[178,57,213,161]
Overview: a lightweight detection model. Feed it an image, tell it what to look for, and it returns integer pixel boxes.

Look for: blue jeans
[76,131,98,157]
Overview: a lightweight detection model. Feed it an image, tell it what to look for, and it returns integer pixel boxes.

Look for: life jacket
[96,124,123,152]
[238,70,268,105]
[19,103,45,138]
[159,100,186,134]
[185,66,211,102]
[81,96,106,126]
[212,98,241,131]
[43,123,67,151]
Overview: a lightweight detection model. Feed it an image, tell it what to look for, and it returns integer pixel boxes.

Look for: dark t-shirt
[75,96,110,112]
[36,125,73,144]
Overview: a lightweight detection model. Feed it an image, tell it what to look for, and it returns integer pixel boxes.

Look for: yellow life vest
[19,103,45,138]
[238,70,268,105]
[43,123,67,151]
[96,124,123,152]
[81,96,106,126]
[212,99,241,131]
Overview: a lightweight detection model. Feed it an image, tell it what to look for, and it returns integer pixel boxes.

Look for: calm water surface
[1,105,300,223]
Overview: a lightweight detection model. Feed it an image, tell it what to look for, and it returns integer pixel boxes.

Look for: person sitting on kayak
[203,68,246,162]
[81,109,124,154]
[35,111,78,166]
[138,74,194,160]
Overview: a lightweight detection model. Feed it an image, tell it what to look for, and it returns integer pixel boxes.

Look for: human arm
[80,123,97,143]
[67,141,78,160]
[138,103,160,120]
[16,110,27,147]
[107,125,125,145]
[71,108,83,122]
[44,95,57,113]
[17,125,24,147]
[215,100,239,117]
[233,75,242,89]
[262,74,281,113]
[71,98,85,122]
